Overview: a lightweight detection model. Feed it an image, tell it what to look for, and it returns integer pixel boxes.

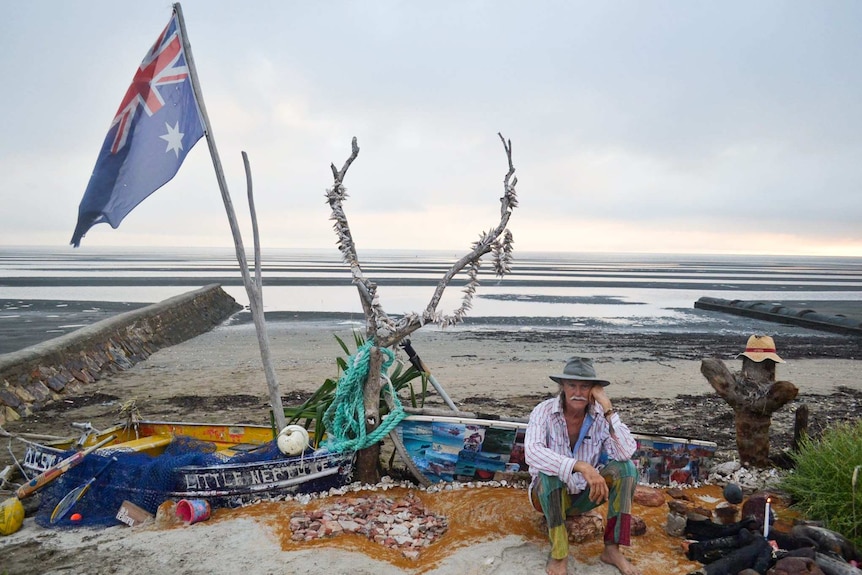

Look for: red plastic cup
[175,499,211,524]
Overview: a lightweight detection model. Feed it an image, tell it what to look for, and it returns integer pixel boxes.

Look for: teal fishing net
[33,436,322,529]
[322,341,407,453]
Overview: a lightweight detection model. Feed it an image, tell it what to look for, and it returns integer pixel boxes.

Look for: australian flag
[71,11,205,247]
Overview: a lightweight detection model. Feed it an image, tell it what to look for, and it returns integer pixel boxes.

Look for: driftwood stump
[355,346,385,484]
[700,357,798,467]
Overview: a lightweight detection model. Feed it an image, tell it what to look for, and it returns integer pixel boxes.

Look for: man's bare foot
[546,556,568,575]
[600,544,642,575]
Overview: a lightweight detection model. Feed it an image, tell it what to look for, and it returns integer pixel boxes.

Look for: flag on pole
[71,11,205,247]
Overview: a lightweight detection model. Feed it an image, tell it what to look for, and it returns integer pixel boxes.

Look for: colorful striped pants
[529,459,637,560]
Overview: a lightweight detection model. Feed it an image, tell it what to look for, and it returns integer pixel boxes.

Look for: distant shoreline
[4,276,862,291]
[4,296,862,357]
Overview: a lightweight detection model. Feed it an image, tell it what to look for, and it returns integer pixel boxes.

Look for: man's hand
[590,385,613,413]
[574,461,609,504]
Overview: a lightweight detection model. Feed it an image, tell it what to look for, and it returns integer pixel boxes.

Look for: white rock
[712,461,742,475]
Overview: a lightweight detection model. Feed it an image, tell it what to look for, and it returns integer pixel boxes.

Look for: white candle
[763,497,772,538]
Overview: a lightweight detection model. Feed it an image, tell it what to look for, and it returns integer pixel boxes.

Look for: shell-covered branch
[326,137,396,339]
[383,133,518,346]
[398,134,518,337]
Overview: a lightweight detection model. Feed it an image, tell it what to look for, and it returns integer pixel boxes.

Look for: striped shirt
[525,395,637,493]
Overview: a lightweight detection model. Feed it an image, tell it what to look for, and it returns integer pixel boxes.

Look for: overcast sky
[2,1,861,256]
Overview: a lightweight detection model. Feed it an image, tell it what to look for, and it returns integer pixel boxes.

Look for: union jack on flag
[71,10,205,247]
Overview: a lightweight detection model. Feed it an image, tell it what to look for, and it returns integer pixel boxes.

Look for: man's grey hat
[549,357,610,387]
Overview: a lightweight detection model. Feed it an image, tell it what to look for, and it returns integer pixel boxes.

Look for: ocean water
[2,247,861,338]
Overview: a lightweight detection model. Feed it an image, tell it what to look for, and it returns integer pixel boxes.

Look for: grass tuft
[779,419,862,549]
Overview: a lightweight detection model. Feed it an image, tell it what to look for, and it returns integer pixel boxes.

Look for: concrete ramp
[0,285,241,424]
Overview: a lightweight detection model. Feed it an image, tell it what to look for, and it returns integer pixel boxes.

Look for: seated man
[525,357,641,575]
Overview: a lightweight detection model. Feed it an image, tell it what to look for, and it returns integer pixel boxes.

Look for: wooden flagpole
[173,2,287,431]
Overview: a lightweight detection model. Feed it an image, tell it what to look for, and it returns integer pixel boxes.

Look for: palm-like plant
[281,332,427,447]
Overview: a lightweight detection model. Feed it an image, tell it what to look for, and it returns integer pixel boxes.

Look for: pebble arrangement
[288,491,449,560]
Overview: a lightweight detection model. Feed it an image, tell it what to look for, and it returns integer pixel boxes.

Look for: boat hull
[22,420,355,509]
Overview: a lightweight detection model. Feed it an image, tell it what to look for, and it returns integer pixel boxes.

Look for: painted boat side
[398,413,717,485]
[171,450,355,500]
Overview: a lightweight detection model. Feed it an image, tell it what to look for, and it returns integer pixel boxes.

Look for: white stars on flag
[160,122,185,157]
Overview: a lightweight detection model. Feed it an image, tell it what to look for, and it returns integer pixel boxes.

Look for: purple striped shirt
[525,395,637,493]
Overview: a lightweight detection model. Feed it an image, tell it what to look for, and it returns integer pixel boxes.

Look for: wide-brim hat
[549,357,610,387]
[738,335,785,363]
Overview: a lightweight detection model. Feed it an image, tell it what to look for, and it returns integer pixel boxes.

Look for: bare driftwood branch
[243,151,263,291]
[354,345,385,481]
[404,133,518,340]
[325,138,390,340]
[241,151,286,431]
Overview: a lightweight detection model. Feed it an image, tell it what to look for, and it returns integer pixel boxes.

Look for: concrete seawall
[0,284,241,425]
[694,296,862,335]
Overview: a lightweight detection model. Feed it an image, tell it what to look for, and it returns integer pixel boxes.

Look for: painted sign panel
[397,420,521,483]
[632,436,716,485]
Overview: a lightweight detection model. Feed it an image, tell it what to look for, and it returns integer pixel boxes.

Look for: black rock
[723,483,743,504]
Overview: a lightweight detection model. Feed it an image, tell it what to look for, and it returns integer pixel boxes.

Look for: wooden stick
[175,3,286,431]
[400,339,458,411]
[0,429,70,441]
[242,151,286,431]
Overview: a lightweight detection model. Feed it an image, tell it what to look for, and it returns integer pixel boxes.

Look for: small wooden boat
[21,420,356,516]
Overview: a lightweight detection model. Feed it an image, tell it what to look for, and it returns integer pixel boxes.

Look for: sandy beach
[2,320,861,574]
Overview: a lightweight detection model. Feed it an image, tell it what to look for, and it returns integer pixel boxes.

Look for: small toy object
[116,500,153,527]
[70,513,83,523]
[175,499,211,524]
[0,497,25,535]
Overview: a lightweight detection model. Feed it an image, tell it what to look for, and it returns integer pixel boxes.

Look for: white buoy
[277,425,310,456]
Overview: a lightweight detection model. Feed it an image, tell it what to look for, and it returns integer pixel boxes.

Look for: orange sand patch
[206,484,789,575]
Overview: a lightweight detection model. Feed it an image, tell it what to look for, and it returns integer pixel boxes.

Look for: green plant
[779,419,862,548]
[281,332,427,447]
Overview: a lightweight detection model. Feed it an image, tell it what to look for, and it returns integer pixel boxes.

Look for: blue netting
[33,436,301,529]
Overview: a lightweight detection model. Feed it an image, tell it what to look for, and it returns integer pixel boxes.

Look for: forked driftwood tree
[700,353,798,467]
[326,134,518,483]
